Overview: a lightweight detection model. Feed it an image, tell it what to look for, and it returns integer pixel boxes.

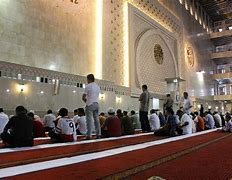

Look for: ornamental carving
[154,44,164,65]
[186,46,194,67]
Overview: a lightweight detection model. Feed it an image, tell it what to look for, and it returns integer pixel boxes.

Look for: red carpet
[0,133,161,168]
[133,132,232,180]
[5,131,228,180]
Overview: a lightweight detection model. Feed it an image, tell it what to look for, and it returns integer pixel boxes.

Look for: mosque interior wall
[0,0,222,114]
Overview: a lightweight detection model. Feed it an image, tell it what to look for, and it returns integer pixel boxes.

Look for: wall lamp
[99,93,105,100]
[19,84,25,92]
[116,96,121,103]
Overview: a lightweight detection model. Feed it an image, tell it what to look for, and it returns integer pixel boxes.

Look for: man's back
[131,114,141,129]
[55,117,76,142]
[195,116,205,131]
[139,90,149,112]
[76,116,87,135]
[105,116,122,137]
[0,112,9,135]
[181,114,192,134]
[149,113,160,131]
[33,120,45,137]
[44,113,56,128]
[206,114,215,129]
[85,82,100,106]
[5,114,33,147]
[213,113,222,127]
[122,116,134,135]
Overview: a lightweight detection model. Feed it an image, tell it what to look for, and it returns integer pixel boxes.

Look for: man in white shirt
[177,110,192,135]
[82,74,101,139]
[213,111,222,127]
[43,110,56,132]
[52,108,76,142]
[182,92,192,115]
[75,108,87,135]
[149,109,160,131]
[205,111,215,129]
[0,108,9,138]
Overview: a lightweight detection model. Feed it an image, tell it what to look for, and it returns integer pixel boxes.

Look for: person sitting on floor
[75,108,87,135]
[205,111,215,129]
[49,108,76,142]
[30,110,43,124]
[72,109,79,126]
[99,112,107,127]
[176,110,192,135]
[149,109,160,131]
[130,110,141,129]
[102,107,122,138]
[28,112,46,138]
[223,114,232,133]
[43,109,56,132]
[154,107,177,137]
[158,111,166,127]
[213,111,222,127]
[121,111,134,135]
[1,106,33,147]
[0,107,9,139]
[193,112,205,132]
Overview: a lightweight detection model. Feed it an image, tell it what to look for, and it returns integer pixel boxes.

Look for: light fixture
[73,90,76,93]
[40,91,44,94]
[173,79,178,83]
[19,84,25,92]
[116,96,121,103]
[219,28,222,32]
[99,93,105,100]
[208,106,211,109]
[6,89,10,93]
[200,70,205,74]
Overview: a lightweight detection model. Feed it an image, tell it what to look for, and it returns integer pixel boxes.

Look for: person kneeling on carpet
[101,107,122,138]
[0,106,33,147]
[154,107,178,137]
[222,114,232,133]
[49,108,76,142]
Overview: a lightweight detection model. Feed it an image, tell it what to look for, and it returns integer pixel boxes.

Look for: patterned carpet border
[101,133,232,180]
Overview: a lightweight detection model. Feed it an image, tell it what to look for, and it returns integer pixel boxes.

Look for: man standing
[183,92,192,115]
[163,94,173,112]
[82,74,101,139]
[139,84,151,132]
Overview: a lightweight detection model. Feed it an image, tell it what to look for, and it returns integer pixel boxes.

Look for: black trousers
[139,111,151,132]
[1,132,33,147]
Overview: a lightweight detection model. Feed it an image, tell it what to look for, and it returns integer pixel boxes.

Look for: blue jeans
[85,102,101,137]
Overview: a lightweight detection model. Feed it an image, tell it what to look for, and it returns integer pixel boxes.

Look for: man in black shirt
[1,106,33,147]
